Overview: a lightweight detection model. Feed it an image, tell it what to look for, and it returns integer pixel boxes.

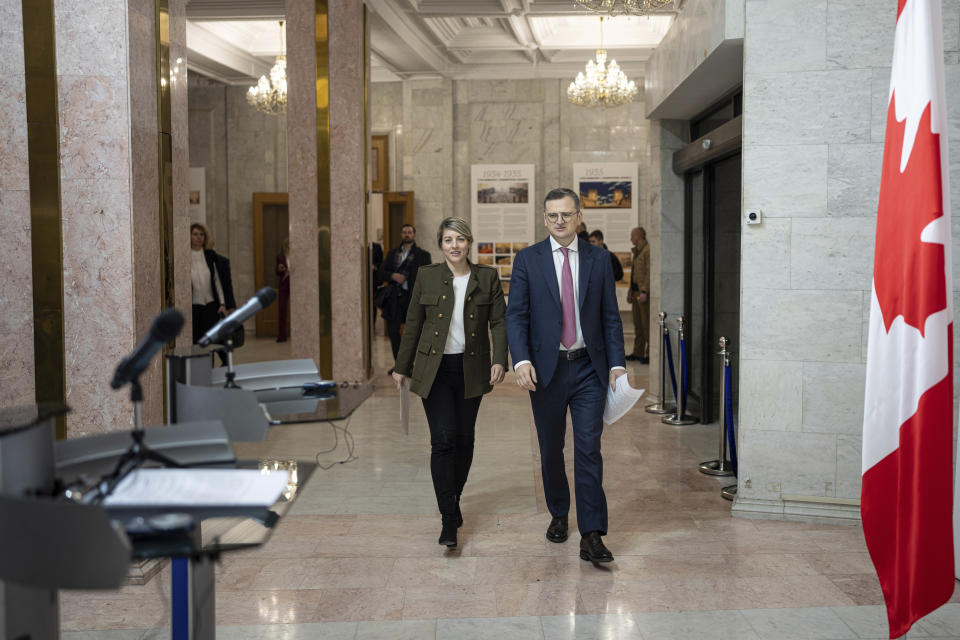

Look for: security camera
[745,209,762,225]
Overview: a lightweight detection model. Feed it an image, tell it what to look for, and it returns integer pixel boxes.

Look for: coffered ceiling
[185,0,681,85]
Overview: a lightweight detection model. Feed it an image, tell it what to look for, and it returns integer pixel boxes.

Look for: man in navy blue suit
[506,187,626,564]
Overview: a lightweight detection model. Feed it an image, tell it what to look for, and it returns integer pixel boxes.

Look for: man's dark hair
[401,223,416,233]
[543,187,580,212]
[589,230,604,242]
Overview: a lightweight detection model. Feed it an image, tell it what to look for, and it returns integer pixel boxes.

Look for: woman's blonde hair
[191,222,214,250]
[437,217,473,247]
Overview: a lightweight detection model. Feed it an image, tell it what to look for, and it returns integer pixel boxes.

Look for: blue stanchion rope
[679,336,690,408]
[663,331,678,404]
[724,360,738,477]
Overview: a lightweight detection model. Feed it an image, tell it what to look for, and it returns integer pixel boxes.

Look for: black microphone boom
[198,287,277,347]
[110,309,184,389]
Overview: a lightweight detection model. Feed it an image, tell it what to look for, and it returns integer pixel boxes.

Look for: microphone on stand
[110,309,184,389]
[198,287,277,347]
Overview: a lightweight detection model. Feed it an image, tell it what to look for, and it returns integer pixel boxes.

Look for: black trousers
[387,321,403,360]
[192,302,220,344]
[421,354,482,517]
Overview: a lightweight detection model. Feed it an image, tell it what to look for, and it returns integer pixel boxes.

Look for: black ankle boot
[439,515,458,547]
[455,494,463,528]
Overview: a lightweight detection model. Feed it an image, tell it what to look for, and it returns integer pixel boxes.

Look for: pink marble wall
[55,0,165,434]
[286,0,321,370]
[169,0,192,348]
[0,0,35,408]
[128,0,163,427]
[329,0,367,381]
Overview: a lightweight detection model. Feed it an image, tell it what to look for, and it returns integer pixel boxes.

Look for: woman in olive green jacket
[392,218,508,548]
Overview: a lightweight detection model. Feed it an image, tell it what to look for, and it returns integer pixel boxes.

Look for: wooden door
[253,192,289,338]
[371,135,389,192]
[382,191,415,251]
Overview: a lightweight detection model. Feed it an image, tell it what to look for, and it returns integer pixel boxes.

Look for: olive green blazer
[394,262,508,399]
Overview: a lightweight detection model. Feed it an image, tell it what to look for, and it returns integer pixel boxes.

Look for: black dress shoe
[579,531,613,564]
[545,515,568,543]
[439,515,458,547]
[639,357,649,364]
[625,354,638,361]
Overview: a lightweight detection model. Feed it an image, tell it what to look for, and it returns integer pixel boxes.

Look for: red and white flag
[862,0,956,637]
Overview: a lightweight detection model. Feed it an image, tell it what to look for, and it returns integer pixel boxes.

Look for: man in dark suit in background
[376,223,431,363]
[505,187,626,565]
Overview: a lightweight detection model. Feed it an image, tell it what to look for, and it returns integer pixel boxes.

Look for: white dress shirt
[514,237,624,373]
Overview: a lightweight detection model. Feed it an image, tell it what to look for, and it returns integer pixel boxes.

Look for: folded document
[603,375,645,425]
[103,468,289,508]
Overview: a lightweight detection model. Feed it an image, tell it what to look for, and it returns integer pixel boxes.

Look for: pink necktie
[560,247,576,348]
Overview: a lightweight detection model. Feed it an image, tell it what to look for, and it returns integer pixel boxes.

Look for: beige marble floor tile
[297,557,398,589]
[312,587,406,622]
[578,578,677,614]
[799,551,877,575]
[401,584,498,619]
[215,589,324,625]
[495,581,585,616]
[387,556,479,587]
[826,574,885,606]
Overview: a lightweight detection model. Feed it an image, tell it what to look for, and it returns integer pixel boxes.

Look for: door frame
[253,191,289,336]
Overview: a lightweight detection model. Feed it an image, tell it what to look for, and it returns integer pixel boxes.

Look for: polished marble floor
[60,327,960,639]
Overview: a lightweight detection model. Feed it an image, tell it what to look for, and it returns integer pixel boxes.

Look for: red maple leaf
[874,94,946,336]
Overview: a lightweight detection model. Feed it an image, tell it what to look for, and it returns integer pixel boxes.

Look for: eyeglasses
[544,211,579,223]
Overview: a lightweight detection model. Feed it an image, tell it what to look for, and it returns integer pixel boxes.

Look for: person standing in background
[587,230,624,282]
[377,224,432,364]
[626,227,649,364]
[575,222,589,243]
[190,222,236,344]
[276,238,290,343]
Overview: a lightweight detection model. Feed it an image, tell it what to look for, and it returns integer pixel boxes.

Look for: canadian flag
[862,0,957,637]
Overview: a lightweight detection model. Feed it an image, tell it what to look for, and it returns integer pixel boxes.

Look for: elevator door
[684,152,741,423]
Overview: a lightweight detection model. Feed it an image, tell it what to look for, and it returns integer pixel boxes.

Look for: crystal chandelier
[573,0,673,16]
[247,21,287,116]
[567,18,638,107]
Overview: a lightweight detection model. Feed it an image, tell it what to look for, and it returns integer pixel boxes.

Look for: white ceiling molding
[183,0,679,84]
[186,21,272,82]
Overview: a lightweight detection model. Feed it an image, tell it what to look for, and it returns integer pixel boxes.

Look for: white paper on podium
[400,378,410,435]
[103,468,289,508]
[603,374,645,425]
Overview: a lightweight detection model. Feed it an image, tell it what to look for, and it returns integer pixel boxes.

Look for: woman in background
[276,238,290,342]
[190,222,237,344]
[392,218,507,549]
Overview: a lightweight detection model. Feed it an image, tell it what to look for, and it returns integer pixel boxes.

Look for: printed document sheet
[603,375,645,425]
[103,468,289,508]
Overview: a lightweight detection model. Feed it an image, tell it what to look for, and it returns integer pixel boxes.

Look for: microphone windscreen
[151,308,185,342]
[255,286,278,308]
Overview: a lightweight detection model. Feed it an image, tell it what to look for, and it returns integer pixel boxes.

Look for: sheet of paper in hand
[603,375,645,425]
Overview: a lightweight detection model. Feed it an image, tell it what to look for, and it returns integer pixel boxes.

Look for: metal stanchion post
[663,316,698,425]
[646,312,676,415]
[700,336,734,476]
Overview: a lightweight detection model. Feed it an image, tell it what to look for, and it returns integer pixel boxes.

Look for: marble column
[55,0,166,433]
[170,0,192,347]
[329,0,367,381]
[287,0,368,381]
[0,1,35,409]
[286,0,323,372]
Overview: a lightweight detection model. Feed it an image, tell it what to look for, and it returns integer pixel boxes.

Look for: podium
[0,402,314,639]
[0,404,130,640]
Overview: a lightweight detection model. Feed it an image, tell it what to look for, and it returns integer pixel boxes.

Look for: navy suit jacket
[505,237,626,388]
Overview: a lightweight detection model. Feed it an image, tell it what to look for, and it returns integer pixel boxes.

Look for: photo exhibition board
[470,164,536,296]
[573,162,639,305]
